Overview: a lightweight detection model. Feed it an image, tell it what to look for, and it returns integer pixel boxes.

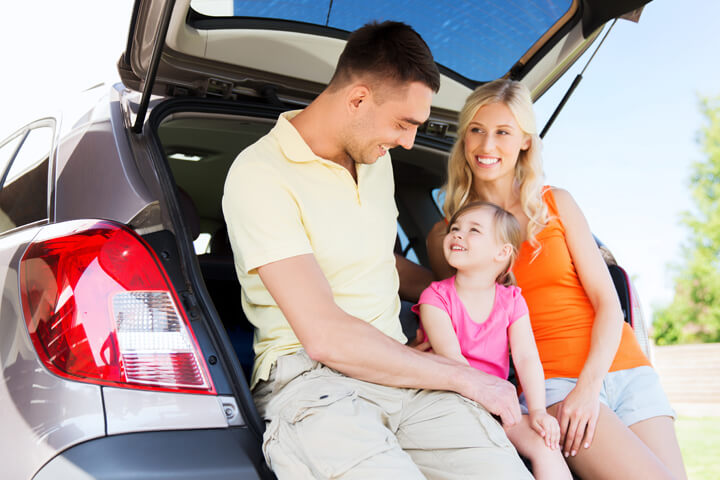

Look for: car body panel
[33,429,267,480]
[0,227,106,480]
[0,82,266,476]
[54,88,156,226]
[104,386,229,435]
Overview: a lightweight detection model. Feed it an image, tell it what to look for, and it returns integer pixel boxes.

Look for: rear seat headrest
[209,226,233,256]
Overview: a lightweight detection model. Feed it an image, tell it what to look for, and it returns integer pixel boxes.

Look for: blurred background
[1,1,718,477]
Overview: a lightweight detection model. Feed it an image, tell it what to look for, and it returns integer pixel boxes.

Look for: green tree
[654,96,720,345]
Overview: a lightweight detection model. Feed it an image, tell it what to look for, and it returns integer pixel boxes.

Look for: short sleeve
[412,280,451,317]
[508,285,530,325]
[222,154,313,274]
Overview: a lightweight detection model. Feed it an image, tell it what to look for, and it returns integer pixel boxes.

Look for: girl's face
[443,207,507,273]
[463,102,530,184]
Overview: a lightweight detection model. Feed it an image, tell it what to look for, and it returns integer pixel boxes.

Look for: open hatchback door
[119,0,652,132]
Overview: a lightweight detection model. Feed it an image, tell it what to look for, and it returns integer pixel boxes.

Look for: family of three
[222,20,686,480]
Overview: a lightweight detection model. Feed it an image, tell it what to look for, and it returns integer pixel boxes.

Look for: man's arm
[257,253,522,425]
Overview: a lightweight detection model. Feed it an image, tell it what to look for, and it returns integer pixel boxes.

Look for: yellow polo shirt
[222,110,406,388]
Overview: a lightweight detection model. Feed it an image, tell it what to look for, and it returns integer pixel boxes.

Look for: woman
[426,79,686,480]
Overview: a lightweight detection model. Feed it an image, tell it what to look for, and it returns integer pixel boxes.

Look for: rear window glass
[0,126,52,234]
[191,0,574,82]
[0,134,23,180]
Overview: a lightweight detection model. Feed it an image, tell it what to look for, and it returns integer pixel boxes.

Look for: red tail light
[19,220,215,394]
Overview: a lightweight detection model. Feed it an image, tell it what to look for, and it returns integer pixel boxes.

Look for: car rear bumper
[33,428,272,479]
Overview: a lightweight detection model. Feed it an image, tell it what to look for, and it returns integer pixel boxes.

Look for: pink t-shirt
[412,277,529,380]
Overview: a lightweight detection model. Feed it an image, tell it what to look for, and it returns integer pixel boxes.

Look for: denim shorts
[519,366,676,426]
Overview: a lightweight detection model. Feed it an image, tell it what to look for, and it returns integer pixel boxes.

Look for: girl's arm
[552,187,624,456]
[418,304,469,366]
[509,314,560,449]
[508,314,545,412]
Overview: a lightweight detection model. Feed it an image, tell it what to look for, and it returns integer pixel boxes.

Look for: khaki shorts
[253,350,532,479]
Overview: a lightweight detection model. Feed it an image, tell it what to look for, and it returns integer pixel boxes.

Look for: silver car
[0,0,652,478]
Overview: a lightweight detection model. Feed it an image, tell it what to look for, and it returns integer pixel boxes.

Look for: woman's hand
[529,409,561,450]
[555,382,601,457]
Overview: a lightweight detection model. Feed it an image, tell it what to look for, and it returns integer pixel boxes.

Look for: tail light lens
[19,220,215,394]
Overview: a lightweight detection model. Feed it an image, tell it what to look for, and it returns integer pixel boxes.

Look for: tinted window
[0,126,52,234]
[192,0,574,82]
[397,222,419,264]
[0,134,23,181]
[432,188,445,216]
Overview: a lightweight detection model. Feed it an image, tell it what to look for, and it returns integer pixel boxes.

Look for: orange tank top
[512,187,650,379]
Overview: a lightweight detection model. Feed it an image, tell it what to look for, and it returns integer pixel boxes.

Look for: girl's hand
[555,382,601,457]
[529,409,560,450]
[408,328,432,351]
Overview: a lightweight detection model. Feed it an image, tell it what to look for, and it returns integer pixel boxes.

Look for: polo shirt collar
[273,110,323,164]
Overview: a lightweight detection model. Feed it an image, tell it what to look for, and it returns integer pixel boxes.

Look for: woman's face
[463,102,530,184]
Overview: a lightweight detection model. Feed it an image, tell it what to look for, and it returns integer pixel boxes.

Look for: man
[223,21,532,479]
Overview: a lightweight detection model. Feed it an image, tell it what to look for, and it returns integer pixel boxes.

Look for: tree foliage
[654,96,720,345]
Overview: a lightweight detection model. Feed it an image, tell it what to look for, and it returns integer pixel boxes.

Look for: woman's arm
[552,187,624,456]
[418,304,469,366]
[426,220,455,280]
[395,253,434,302]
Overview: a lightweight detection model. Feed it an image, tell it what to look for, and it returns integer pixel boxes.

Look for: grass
[675,416,720,479]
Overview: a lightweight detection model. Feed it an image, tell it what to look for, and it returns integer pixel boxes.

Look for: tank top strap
[541,185,559,217]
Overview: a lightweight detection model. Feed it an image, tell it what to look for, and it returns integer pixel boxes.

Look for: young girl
[414,201,571,480]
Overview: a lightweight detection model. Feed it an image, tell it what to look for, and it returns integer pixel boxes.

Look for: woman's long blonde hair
[442,79,549,250]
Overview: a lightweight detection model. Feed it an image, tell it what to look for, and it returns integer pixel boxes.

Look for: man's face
[345,81,433,165]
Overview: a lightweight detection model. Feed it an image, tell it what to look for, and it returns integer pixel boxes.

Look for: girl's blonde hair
[442,79,549,251]
[447,201,522,287]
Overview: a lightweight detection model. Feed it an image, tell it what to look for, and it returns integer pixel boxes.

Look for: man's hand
[463,369,521,427]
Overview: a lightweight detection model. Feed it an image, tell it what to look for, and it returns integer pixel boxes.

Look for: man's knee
[263,381,415,478]
[398,391,532,478]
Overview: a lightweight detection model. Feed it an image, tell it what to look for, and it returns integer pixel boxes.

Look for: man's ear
[495,243,513,262]
[347,84,370,113]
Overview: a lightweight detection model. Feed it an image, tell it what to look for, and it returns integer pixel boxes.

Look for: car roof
[120,0,651,127]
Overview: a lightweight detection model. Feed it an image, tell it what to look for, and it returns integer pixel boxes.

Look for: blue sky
[532,0,720,323]
[1,0,718,327]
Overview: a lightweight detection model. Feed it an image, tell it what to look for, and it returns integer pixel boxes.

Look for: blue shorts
[519,366,676,426]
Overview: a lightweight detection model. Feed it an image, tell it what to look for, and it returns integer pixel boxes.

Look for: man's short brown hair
[329,21,440,93]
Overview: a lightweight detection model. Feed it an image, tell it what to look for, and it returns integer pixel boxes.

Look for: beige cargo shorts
[253,350,532,479]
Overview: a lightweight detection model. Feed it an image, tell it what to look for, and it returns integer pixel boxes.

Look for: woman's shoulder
[542,186,579,216]
[545,187,584,219]
[544,186,576,204]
